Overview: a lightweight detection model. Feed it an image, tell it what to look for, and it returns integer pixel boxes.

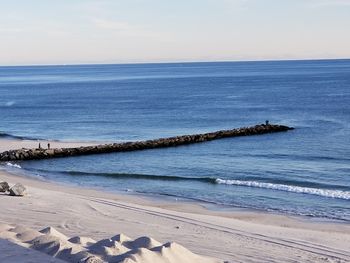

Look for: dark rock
[0,182,10,192]
[9,183,26,196]
[83,256,104,263]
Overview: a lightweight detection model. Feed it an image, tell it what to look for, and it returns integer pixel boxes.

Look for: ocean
[0,60,349,221]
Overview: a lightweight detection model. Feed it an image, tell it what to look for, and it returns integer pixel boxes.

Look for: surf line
[0,123,294,161]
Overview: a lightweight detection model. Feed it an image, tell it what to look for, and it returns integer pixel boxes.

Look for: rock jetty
[0,123,294,162]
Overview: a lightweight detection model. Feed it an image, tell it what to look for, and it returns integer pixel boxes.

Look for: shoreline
[1,169,350,262]
[3,168,350,229]
[3,160,349,225]
[4,163,348,225]
[4,166,349,224]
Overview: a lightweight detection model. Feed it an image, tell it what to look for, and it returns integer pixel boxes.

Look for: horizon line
[1,57,349,68]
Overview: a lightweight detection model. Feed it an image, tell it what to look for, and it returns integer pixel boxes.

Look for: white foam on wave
[5,101,16,107]
[6,162,22,169]
[215,178,350,200]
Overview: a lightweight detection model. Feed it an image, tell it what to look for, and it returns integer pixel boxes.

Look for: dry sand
[0,140,350,262]
[0,138,101,152]
[0,172,350,262]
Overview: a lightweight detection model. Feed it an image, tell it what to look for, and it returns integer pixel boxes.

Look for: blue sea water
[0,60,349,221]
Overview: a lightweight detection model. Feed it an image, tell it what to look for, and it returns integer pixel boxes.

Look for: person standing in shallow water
[47,143,50,149]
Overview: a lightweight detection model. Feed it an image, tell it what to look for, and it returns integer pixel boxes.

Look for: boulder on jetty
[0,182,10,192]
[83,256,104,263]
[9,183,26,196]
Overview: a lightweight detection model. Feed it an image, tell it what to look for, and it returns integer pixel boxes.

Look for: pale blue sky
[1,0,350,65]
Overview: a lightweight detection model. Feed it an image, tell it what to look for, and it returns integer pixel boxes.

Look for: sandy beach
[0,138,101,153]
[1,159,350,262]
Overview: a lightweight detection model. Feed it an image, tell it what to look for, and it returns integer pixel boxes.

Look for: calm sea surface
[0,60,349,221]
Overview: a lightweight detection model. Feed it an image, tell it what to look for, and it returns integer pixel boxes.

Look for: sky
[0,0,350,65]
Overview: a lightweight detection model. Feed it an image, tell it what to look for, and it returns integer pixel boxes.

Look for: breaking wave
[215,178,350,200]
[5,162,22,169]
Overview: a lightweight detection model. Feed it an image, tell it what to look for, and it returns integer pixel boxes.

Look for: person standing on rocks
[48,143,51,149]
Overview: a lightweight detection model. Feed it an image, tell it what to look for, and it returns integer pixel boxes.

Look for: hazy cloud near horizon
[0,0,349,65]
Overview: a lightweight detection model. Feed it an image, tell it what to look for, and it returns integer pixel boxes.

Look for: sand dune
[0,223,219,263]
[0,238,65,263]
